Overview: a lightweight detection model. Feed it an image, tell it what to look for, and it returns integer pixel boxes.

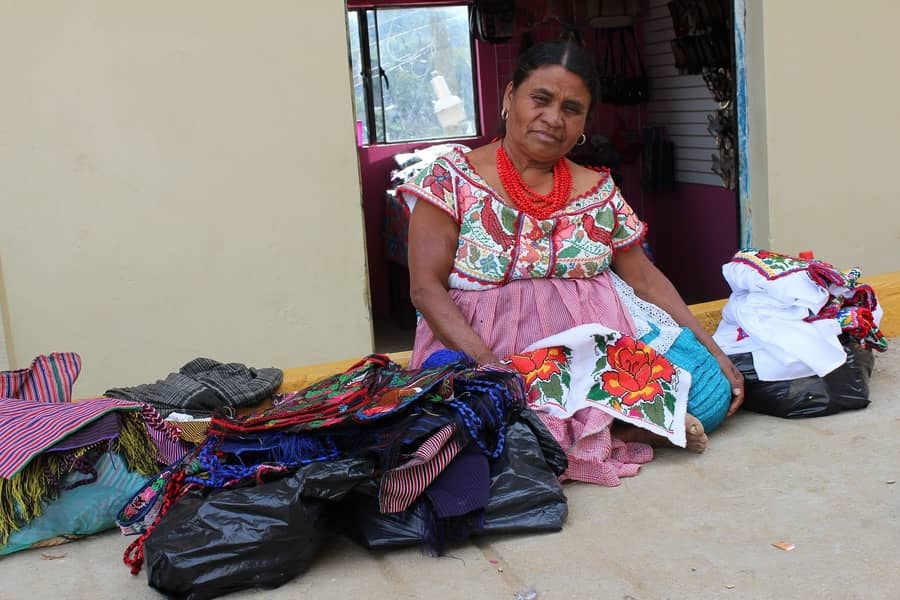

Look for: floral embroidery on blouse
[398,148,646,291]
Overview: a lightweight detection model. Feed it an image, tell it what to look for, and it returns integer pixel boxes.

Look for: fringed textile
[448,365,525,459]
[420,443,489,554]
[140,404,182,441]
[0,397,145,479]
[0,411,157,545]
[115,412,163,477]
[0,444,103,544]
[43,413,119,453]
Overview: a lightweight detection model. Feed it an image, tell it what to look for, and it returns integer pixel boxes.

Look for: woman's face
[503,65,591,163]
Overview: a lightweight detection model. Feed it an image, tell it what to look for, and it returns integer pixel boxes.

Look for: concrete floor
[1,345,897,600]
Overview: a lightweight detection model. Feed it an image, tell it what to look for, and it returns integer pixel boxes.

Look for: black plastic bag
[478,410,568,535]
[143,459,374,600]
[731,338,875,418]
[342,411,568,549]
[339,493,431,550]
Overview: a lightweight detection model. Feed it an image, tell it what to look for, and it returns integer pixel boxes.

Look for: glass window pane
[375,6,477,143]
[367,10,386,143]
[346,11,370,144]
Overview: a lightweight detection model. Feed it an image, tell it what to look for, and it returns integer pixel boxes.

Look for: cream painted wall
[746,0,900,273]
[0,2,373,396]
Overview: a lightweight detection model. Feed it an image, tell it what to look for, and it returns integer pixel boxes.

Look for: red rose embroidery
[601,337,675,406]
[509,347,566,388]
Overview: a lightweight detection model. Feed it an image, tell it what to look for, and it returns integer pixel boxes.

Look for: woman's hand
[714,353,745,416]
[474,351,502,367]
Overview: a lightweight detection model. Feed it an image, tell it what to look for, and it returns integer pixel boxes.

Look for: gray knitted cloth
[105,357,283,417]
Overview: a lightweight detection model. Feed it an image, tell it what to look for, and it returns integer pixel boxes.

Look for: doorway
[344,0,743,352]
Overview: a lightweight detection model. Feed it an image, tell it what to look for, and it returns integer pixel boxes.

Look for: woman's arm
[612,243,745,415]
[407,200,499,365]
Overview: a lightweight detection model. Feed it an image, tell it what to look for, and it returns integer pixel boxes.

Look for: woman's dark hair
[510,39,600,116]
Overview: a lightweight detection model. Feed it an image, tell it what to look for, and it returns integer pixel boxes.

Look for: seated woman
[399,40,743,482]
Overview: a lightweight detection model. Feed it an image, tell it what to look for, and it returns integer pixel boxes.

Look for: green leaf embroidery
[663,390,676,415]
[470,246,481,261]
[500,206,517,232]
[593,333,617,346]
[586,382,608,402]
[538,375,564,404]
[597,209,616,229]
[642,397,665,426]
[557,245,582,259]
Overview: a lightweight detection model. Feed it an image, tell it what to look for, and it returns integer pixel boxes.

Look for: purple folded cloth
[0,397,141,478]
[46,413,121,452]
[426,443,489,518]
[421,443,489,554]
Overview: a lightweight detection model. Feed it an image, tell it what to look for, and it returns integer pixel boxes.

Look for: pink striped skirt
[410,273,655,487]
[410,274,638,367]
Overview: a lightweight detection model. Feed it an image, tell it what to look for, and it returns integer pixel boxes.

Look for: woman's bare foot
[684,414,708,453]
[614,413,708,453]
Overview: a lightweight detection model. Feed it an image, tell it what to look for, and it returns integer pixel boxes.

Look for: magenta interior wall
[492,23,738,304]
[358,37,502,320]
[640,184,738,303]
[488,23,741,304]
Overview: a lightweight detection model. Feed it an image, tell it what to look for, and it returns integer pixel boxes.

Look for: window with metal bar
[347,5,479,145]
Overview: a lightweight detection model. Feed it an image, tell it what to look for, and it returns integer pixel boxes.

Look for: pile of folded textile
[712,250,888,417]
[118,353,569,599]
[0,353,285,556]
[714,250,887,381]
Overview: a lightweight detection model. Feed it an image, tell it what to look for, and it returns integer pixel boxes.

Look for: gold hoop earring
[577,133,587,146]
[501,107,509,120]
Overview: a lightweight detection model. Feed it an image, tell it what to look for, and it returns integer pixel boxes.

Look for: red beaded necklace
[496,142,572,220]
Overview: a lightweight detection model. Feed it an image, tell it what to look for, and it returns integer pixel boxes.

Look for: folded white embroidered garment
[714,292,846,380]
[722,260,830,311]
[514,323,690,448]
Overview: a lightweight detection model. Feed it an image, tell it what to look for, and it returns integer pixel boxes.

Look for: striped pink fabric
[0,397,141,478]
[538,408,654,487]
[379,424,462,513]
[146,427,191,466]
[410,275,637,367]
[0,352,82,403]
[139,405,182,441]
[139,405,190,465]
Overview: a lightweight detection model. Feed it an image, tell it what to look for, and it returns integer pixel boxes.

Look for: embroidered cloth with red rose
[507,323,690,448]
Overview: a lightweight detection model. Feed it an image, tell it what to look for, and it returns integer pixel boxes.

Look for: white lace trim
[610,271,682,353]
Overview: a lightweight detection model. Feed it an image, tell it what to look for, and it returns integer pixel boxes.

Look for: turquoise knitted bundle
[640,325,731,433]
